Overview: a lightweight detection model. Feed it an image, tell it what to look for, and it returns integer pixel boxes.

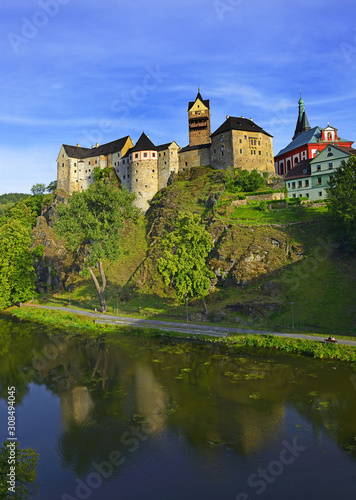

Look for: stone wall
[129,159,158,212]
[231,129,274,172]
[157,143,180,190]
[210,130,234,169]
[178,146,211,170]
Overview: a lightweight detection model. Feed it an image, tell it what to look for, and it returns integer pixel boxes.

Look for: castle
[57,92,275,211]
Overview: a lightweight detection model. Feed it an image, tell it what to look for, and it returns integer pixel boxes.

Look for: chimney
[77,144,80,147]
[91,145,95,149]
[241,116,244,118]
[96,143,99,147]
[226,115,229,119]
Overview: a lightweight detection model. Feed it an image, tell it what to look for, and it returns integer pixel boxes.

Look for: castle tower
[292,93,311,140]
[188,90,211,146]
[126,132,158,212]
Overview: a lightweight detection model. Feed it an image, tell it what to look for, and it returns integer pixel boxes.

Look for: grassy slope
[36,167,356,337]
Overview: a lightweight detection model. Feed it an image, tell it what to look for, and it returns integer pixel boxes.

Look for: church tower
[188,90,211,146]
[293,93,311,139]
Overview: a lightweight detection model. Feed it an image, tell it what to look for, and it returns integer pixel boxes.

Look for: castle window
[123,175,126,179]
[299,194,303,198]
[306,193,309,198]
[76,180,78,182]
[298,181,302,188]
[220,146,224,156]
[327,132,332,140]
[305,180,309,187]
[62,154,64,157]
[152,153,156,157]
[214,149,216,154]
[251,150,253,155]
[95,160,97,164]
[244,135,247,140]
[219,134,223,142]
[136,179,138,182]
[127,174,130,178]
[74,170,76,173]
[185,162,188,166]
[144,153,147,157]
[135,170,138,173]
[89,176,91,179]
[152,169,155,173]
[85,170,87,173]
[62,163,64,167]
[74,162,76,166]
[259,151,261,155]
[88,169,91,172]
[258,141,260,146]
[287,183,290,188]
[165,161,167,164]
[123,160,125,164]
[292,182,295,189]
[135,153,138,159]
[239,139,242,143]
[240,149,242,154]
[328,163,333,169]
[145,185,147,187]
[319,191,322,196]
[318,177,322,185]
[292,193,296,198]
[164,152,166,156]
[317,165,321,171]
[159,153,161,157]
[254,150,256,155]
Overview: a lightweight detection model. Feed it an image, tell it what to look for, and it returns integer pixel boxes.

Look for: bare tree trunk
[88,261,107,312]
[202,299,209,316]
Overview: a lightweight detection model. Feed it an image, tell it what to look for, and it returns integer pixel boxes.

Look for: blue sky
[1,0,356,194]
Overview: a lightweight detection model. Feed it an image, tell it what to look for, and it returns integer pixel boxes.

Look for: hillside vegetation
[30,167,356,336]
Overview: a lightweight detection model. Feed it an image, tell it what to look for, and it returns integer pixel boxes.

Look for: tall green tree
[326,156,356,251]
[30,183,46,196]
[54,180,140,312]
[157,212,214,303]
[0,442,39,499]
[0,219,36,310]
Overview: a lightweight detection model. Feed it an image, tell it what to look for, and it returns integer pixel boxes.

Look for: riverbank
[6,305,356,365]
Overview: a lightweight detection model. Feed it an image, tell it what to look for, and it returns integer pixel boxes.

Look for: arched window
[287,160,291,171]
[327,132,332,140]
[280,163,284,175]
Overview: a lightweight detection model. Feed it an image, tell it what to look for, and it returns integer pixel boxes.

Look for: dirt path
[22,304,356,346]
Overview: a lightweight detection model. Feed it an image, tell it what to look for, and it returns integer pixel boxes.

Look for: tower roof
[188,91,210,111]
[293,93,311,139]
[211,116,273,137]
[131,132,157,152]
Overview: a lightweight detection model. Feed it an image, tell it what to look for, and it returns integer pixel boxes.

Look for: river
[1,314,356,499]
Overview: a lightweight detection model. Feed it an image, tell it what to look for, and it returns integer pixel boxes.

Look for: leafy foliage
[0,442,39,499]
[54,180,140,311]
[30,183,46,196]
[0,193,29,205]
[157,212,214,301]
[326,156,356,251]
[225,168,265,193]
[46,180,57,193]
[0,219,36,310]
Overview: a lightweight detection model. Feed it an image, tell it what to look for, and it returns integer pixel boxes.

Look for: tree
[157,212,214,304]
[326,156,356,251]
[0,441,39,499]
[46,180,57,193]
[30,183,46,196]
[54,180,140,312]
[0,218,36,310]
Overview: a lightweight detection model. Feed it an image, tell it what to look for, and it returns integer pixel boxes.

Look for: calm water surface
[1,315,356,500]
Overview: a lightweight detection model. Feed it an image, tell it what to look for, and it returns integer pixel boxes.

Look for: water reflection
[1,315,356,498]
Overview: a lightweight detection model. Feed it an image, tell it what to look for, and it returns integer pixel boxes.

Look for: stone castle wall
[129,158,158,212]
[178,146,211,170]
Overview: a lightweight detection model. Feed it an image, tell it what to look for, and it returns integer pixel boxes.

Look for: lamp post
[116,294,118,315]
[291,301,294,331]
[186,297,188,323]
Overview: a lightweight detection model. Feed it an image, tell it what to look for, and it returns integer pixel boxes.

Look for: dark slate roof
[156,142,173,151]
[131,132,157,153]
[188,92,210,111]
[211,116,273,138]
[276,126,322,157]
[285,159,312,180]
[63,136,130,159]
[293,111,311,140]
[178,143,211,153]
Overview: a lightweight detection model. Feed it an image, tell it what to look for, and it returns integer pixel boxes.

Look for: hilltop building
[274,95,353,176]
[178,91,275,172]
[57,91,275,212]
[285,144,356,201]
